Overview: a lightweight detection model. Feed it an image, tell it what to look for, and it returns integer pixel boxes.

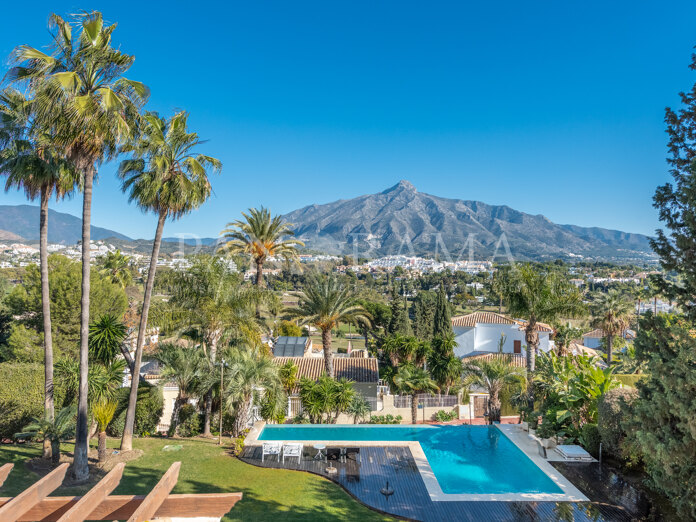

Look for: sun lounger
[556,444,593,461]
[262,442,282,462]
[282,443,303,464]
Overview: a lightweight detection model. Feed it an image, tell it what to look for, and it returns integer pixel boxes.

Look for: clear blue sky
[1,1,695,239]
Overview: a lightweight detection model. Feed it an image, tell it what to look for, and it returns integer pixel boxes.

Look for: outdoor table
[313,443,326,461]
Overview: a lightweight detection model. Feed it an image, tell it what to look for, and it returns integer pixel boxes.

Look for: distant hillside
[282,180,655,262]
[0,205,131,244]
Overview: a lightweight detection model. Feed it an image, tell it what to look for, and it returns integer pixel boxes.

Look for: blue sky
[1,1,695,239]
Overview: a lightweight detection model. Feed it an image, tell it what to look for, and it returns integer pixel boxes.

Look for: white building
[451,311,553,359]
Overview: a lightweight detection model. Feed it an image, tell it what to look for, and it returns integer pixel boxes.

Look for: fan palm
[221,207,303,314]
[591,290,633,365]
[392,366,439,424]
[223,347,281,436]
[286,273,371,378]
[118,111,221,451]
[463,358,525,423]
[347,395,371,424]
[8,11,149,480]
[15,405,77,465]
[154,343,205,435]
[0,88,77,459]
[98,250,133,289]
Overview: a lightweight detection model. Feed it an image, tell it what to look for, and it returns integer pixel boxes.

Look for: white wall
[454,323,551,357]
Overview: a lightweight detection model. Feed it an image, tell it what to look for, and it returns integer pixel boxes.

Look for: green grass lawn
[0,438,394,522]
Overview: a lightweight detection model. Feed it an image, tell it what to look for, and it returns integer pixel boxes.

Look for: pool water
[258,424,563,495]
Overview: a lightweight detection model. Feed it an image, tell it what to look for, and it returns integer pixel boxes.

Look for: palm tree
[279,360,298,394]
[286,273,371,378]
[223,347,281,436]
[392,366,439,424]
[347,395,371,424]
[553,324,583,356]
[428,336,462,395]
[88,315,127,366]
[155,255,262,435]
[154,343,205,435]
[9,11,149,481]
[463,358,525,423]
[382,334,431,368]
[15,406,76,465]
[591,291,633,365]
[503,264,584,374]
[98,250,133,289]
[92,399,117,463]
[0,88,77,460]
[118,112,221,451]
[221,207,303,314]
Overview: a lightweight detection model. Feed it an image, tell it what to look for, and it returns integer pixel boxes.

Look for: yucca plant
[92,400,117,463]
[15,406,76,465]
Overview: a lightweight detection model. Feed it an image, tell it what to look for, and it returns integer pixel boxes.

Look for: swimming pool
[258,424,564,495]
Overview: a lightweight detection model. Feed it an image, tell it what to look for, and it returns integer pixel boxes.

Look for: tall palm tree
[286,273,371,378]
[223,347,281,436]
[392,366,439,424]
[0,88,77,460]
[463,358,525,423]
[8,11,149,480]
[118,111,221,451]
[221,207,303,314]
[591,291,633,365]
[154,255,263,436]
[154,343,205,435]
[503,264,584,374]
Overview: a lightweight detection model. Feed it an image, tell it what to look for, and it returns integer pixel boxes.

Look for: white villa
[451,311,554,359]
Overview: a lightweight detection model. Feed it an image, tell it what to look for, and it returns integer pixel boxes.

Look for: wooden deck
[239,445,636,521]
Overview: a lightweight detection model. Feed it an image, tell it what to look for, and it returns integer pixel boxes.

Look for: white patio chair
[262,442,282,462]
[282,443,303,464]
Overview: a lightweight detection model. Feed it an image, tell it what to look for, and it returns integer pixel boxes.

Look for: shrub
[579,423,601,457]
[107,383,164,437]
[597,387,638,460]
[434,410,457,422]
[614,374,647,388]
[0,362,65,439]
[176,403,201,437]
[367,414,402,424]
[230,429,249,456]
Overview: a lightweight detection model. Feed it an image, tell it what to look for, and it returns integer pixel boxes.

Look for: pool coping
[246,422,588,502]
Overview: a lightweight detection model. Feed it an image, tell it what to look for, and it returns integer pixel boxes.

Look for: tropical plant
[381,334,431,369]
[427,334,461,395]
[55,357,126,406]
[0,88,77,459]
[553,324,583,356]
[88,314,127,366]
[223,347,281,436]
[286,273,371,378]
[92,399,117,463]
[118,111,221,451]
[154,343,205,436]
[221,207,303,313]
[614,343,646,374]
[463,358,525,423]
[15,405,76,465]
[297,375,356,424]
[98,250,133,289]
[278,360,298,394]
[392,366,439,424]
[8,10,149,481]
[347,395,371,424]
[591,290,633,365]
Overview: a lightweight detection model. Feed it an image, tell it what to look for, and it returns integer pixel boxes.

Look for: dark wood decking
[239,445,636,521]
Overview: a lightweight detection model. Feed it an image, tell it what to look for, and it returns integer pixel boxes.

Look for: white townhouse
[451,311,554,359]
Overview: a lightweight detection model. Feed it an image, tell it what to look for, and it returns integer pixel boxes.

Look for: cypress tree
[432,284,452,339]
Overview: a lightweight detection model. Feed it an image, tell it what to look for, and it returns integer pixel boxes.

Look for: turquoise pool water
[258,424,563,495]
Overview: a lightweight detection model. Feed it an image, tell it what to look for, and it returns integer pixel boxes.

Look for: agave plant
[15,406,76,465]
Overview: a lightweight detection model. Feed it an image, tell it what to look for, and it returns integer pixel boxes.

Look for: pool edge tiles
[246,422,589,502]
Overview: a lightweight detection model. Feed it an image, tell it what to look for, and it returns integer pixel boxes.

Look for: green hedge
[107,382,163,437]
[615,374,647,388]
[0,362,65,439]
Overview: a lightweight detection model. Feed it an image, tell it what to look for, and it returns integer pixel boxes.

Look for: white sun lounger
[282,443,303,464]
[262,442,282,462]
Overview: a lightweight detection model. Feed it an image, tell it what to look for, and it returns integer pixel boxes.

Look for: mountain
[0,205,131,244]
[282,180,655,262]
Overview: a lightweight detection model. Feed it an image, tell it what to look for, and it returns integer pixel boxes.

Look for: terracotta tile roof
[568,342,600,357]
[516,320,554,333]
[582,328,635,340]
[272,356,379,393]
[463,352,527,368]
[451,312,516,327]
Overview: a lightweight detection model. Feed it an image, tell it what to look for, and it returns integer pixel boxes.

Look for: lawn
[0,438,394,522]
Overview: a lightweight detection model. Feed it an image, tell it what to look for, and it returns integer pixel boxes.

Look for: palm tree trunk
[98,431,107,463]
[255,259,264,317]
[169,397,185,436]
[411,394,418,424]
[524,325,539,412]
[51,439,60,466]
[488,390,501,423]
[606,335,613,366]
[39,187,54,460]
[322,328,334,378]
[121,211,167,451]
[233,395,251,437]
[73,165,94,483]
[203,336,219,437]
